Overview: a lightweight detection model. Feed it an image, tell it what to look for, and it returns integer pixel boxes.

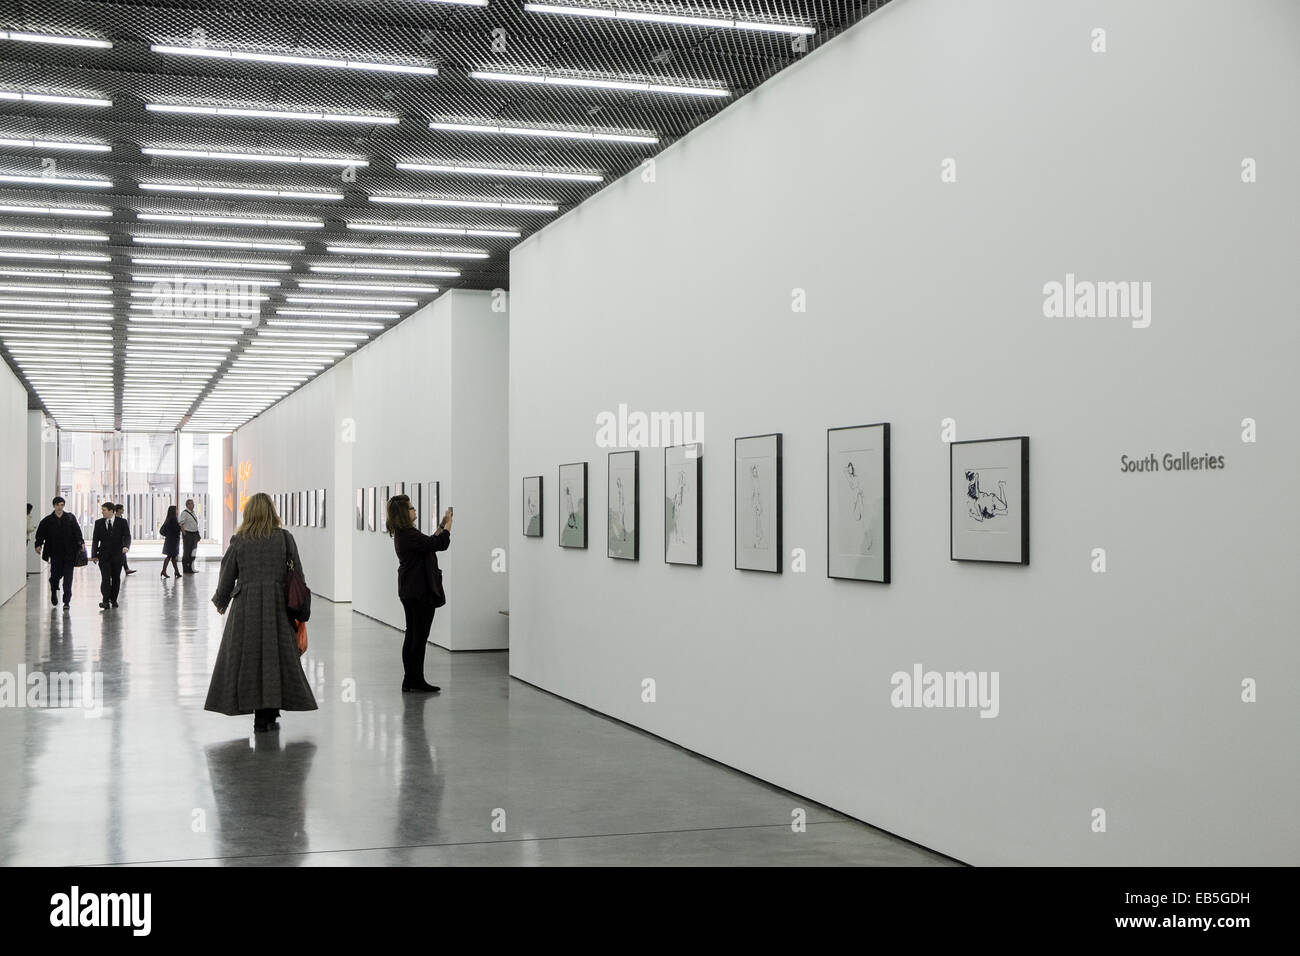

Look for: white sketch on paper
[748,462,766,549]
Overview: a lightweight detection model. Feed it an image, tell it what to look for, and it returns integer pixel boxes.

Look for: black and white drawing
[523,476,543,537]
[734,433,782,573]
[664,443,702,566]
[607,451,638,560]
[950,436,1029,564]
[559,462,587,549]
[828,423,890,583]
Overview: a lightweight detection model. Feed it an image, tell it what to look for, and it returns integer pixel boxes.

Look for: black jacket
[92,515,132,559]
[394,526,450,603]
[33,512,85,562]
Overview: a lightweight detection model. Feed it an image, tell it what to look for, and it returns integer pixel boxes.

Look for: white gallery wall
[0,361,28,606]
[508,0,1300,866]
[25,411,56,575]
[233,362,354,602]
[352,290,508,650]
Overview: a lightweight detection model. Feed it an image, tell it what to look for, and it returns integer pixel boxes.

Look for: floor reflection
[205,736,318,865]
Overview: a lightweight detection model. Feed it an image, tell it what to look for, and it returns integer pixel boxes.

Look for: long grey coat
[205,529,318,716]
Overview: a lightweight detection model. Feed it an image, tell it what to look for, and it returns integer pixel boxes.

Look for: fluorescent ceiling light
[258,329,368,339]
[346,222,518,239]
[145,103,398,125]
[0,298,111,309]
[129,336,238,347]
[0,267,109,279]
[0,321,110,331]
[0,173,111,188]
[0,250,111,262]
[0,284,109,295]
[0,137,109,153]
[0,90,111,108]
[0,202,110,218]
[307,265,457,278]
[132,256,289,271]
[370,194,556,213]
[277,308,399,319]
[143,147,367,168]
[521,3,816,35]
[286,296,415,307]
[470,69,728,98]
[397,161,602,183]
[268,319,383,330]
[138,212,322,229]
[150,44,436,76]
[0,310,115,320]
[130,289,269,301]
[134,236,305,252]
[0,229,106,242]
[126,325,243,336]
[430,119,657,145]
[133,273,281,286]
[127,314,248,326]
[327,244,486,259]
[138,182,343,201]
[0,31,113,49]
[298,281,438,293]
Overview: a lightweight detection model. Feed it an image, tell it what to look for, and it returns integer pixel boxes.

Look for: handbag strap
[282,529,296,572]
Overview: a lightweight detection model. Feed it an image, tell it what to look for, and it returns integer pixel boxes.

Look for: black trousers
[400,598,437,684]
[48,558,75,602]
[182,531,199,571]
[98,554,123,603]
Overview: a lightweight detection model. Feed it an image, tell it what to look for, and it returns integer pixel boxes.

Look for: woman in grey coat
[205,492,317,732]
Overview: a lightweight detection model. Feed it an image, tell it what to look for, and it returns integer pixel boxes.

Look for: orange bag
[295,620,308,656]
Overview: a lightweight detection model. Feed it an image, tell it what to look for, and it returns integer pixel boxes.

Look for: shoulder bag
[283,530,312,624]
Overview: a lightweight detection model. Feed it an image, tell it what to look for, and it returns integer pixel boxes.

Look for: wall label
[1120,452,1225,473]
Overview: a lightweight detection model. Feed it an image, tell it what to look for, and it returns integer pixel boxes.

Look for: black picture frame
[355,489,363,531]
[949,436,1029,565]
[558,462,588,549]
[663,443,702,566]
[426,481,440,534]
[318,488,326,529]
[607,450,639,561]
[734,433,782,573]
[522,476,543,538]
[827,423,891,584]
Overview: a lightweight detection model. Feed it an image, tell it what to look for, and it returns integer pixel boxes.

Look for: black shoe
[125,569,137,575]
[253,720,280,732]
[50,593,57,606]
[402,682,441,693]
[110,602,118,608]
[99,601,109,609]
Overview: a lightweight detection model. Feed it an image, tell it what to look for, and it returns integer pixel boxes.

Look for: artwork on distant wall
[664,443,701,566]
[407,481,421,530]
[607,450,639,560]
[355,489,363,531]
[299,491,307,527]
[318,489,326,529]
[558,462,587,549]
[828,423,890,583]
[522,476,543,537]
[426,481,441,534]
[380,486,390,531]
[366,487,376,532]
[308,490,317,528]
[735,433,782,573]
[287,492,296,527]
[950,436,1029,564]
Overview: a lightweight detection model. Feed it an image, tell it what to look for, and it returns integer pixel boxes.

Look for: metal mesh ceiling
[0,0,891,431]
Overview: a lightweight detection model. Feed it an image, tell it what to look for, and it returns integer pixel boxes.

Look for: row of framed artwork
[521,428,1030,580]
[273,490,327,529]
[353,482,441,535]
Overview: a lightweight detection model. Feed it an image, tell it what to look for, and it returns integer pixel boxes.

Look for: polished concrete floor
[0,558,957,867]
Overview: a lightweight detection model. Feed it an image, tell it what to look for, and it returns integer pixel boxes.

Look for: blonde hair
[235,492,281,539]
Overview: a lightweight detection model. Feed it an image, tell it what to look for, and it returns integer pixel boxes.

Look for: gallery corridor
[0,565,953,867]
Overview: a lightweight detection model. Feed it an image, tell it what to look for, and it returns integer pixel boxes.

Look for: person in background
[91,501,131,610]
[33,496,84,609]
[387,494,452,694]
[205,492,317,733]
[180,499,200,573]
[25,503,34,549]
[159,505,182,578]
[114,503,137,575]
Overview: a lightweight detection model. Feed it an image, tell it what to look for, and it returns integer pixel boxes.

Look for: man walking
[114,503,137,574]
[180,498,200,573]
[33,496,85,608]
[92,502,131,609]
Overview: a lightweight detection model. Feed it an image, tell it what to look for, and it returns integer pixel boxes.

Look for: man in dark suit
[33,496,85,609]
[114,503,137,574]
[92,501,131,609]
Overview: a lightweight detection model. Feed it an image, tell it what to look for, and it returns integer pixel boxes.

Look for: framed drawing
[664,443,702,566]
[828,424,890,583]
[318,489,326,528]
[308,490,317,527]
[355,489,363,531]
[366,487,376,532]
[735,433,782,573]
[407,481,421,529]
[522,476,543,537]
[607,451,639,560]
[950,436,1029,564]
[299,491,307,527]
[558,462,587,549]
[288,492,296,527]
[380,486,390,530]
[425,481,441,534]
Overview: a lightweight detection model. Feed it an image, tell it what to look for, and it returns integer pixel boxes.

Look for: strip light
[522,3,816,35]
[130,289,270,301]
[143,147,367,168]
[0,202,110,218]
[146,103,398,125]
[0,31,113,49]
[132,273,281,286]
[269,319,384,330]
[0,229,106,242]
[138,212,322,229]
[277,308,399,319]
[0,137,109,153]
[308,264,458,278]
[0,173,111,188]
[0,310,114,319]
[0,90,112,108]
[369,195,557,213]
[0,298,111,309]
[327,244,487,260]
[286,296,416,307]
[0,268,109,279]
[470,69,728,98]
[346,222,518,239]
[397,161,602,183]
[134,236,305,252]
[139,182,343,201]
[298,280,438,293]
[0,250,111,262]
[430,119,657,145]
[150,44,436,76]
[0,284,111,295]
[131,256,290,271]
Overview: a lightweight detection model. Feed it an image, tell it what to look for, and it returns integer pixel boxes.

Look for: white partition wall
[25,411,55,575]
[0,362,28,605]
[233,362,353,602]
[352,289,508,650]
[508,0,1300,866]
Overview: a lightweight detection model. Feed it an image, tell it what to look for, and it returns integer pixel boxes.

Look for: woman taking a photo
[205,492,317,732]
[387,494,452,693]
[159,504,182,578]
